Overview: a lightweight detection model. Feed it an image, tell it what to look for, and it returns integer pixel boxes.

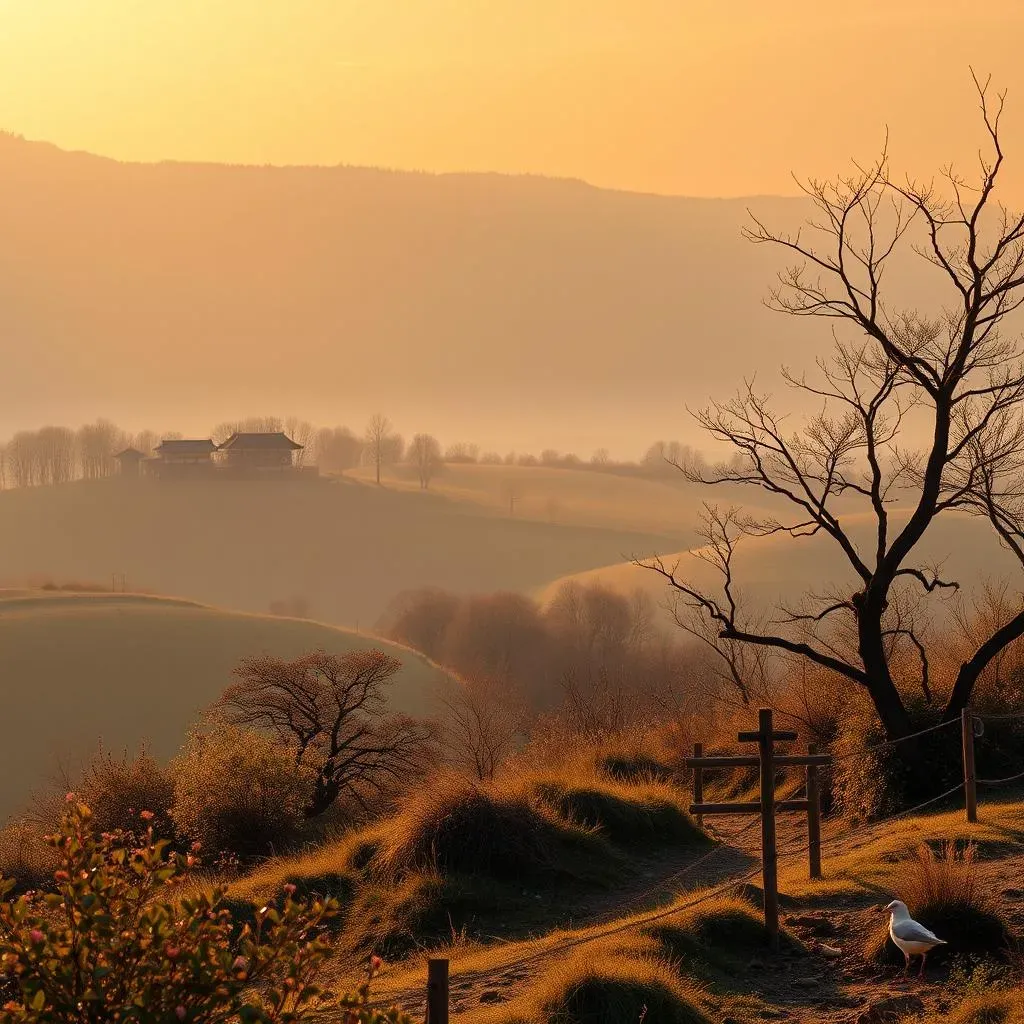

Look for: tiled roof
[218,432,303,451]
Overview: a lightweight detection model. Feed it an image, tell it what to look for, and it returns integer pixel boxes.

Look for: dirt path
[359,817,1024,1021]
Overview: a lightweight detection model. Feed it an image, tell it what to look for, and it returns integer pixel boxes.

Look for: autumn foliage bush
[0,800,409,1024]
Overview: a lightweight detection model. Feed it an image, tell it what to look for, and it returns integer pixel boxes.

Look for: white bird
[885,900,947,978]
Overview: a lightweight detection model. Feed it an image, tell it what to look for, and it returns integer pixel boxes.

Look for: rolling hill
[0,474,677,629]
[0,590,450,822]
[540,509,1024,624]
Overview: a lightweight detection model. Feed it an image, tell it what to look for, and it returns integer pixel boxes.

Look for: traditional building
[114,447,146,478]
[150,439,218,478]
[218,432,303,471]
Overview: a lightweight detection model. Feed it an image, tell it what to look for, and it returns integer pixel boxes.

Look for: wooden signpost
[687,708,830,949]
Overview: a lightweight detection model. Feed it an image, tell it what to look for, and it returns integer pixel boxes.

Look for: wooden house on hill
[149,439,218,478]
[218,432,303,471]
[114,447,146,478]
[143,432,311,480]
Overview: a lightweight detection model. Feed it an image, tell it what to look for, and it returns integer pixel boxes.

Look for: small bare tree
[643,74,1024,739]
[364,414,391,485]
[440,676,524,781]
[408,433,443,490]
[213,649,438,817]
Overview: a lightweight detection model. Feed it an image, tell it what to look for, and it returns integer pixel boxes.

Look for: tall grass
[866,842,1011,964]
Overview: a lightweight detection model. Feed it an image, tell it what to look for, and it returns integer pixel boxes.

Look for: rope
[977,769,1024,787]
[364,777,968,1009]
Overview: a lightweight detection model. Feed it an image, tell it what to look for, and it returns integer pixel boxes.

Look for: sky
[3,1,1024,197]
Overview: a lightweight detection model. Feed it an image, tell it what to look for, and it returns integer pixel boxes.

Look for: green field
[0,591,449,822]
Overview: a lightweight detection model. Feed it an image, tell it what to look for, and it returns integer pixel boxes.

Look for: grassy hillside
[348,462,785,539]
[0,591,448,821]
[540,509,1021,621]
[214,743,1024,1023]
[0,475,675,628]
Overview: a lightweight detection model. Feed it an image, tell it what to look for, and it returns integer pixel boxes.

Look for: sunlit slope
[539,510,1020,616]
[347,462,785,539]
[0,477,675,627]
[0,591,449,821]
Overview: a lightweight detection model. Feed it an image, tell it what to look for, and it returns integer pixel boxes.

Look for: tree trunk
[943,606,1024,721]
[858,602,913,739]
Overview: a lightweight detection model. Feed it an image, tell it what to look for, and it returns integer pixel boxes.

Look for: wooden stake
[961,708,978,824]
[758,708,780,950]
[806,742,822,880]
[692,743,704,828]
[426,958,449,1024]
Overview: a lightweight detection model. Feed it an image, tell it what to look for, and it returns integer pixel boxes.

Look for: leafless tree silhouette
[213,649,437,817]
[642,73,1024,738]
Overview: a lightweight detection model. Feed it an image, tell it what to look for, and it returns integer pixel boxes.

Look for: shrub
[832,706,963,820]
[866,843,1013,965]
[373,776,617,884]
[170,726,314,860]
[0,800,410,1024]
[0,822,55,893]
[78,745,175,840]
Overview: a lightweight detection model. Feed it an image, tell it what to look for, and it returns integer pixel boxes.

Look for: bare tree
[440,676,524,781]
[213,649,438,817]
[444,442,479,464]
[408,433,443,490]
[642,74,1024,738]
[77,420,122,480]
[284,417,316,468]
[313,427,363,475]
[364,414,391,485]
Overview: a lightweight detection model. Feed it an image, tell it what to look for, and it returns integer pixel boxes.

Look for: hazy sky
[3,1,1024,196]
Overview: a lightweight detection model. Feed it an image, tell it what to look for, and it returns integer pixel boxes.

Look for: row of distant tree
[0,412,707,491]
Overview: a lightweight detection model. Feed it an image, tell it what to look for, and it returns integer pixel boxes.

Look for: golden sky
[2,1,1024,196]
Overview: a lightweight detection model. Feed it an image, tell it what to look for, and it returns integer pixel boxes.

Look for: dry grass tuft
[919,990,1024,1023]
[372,774,619,884]
[646,896,800,975]
[475,947,711,1024]
[532,777,706,849]
[865,842,1012,965]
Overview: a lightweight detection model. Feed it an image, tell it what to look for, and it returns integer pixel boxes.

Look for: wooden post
[961,708,978,824]
[692,743,704,828]
[426,958,449,1024]
[806,742,822,880]
[758,708,780,950]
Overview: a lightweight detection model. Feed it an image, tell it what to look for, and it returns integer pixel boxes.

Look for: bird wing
[892,919,944,944]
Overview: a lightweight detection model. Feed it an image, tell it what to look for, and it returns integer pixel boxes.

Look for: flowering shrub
[0,800,410,1024]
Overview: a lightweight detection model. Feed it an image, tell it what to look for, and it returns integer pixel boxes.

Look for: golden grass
[349,461,742,539]
[862,841,1012,965]
[778,800,1024,902]
[0,591,448,822]
[468,946,712,1024]
[920,991,1024,1024]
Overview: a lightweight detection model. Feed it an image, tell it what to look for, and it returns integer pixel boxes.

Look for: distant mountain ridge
[0,134,927,454]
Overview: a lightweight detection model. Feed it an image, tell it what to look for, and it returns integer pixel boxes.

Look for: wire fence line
[365,773,971,1008]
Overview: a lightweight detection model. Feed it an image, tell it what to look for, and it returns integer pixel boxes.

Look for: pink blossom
[370,955,383,970]
[232,956,248,971]
[175,1007,186,1021]
[140,810,154,821]
[166,946,180,959]
[283,883,297,896]
[29,930,44,944]
[65,792,74,802]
